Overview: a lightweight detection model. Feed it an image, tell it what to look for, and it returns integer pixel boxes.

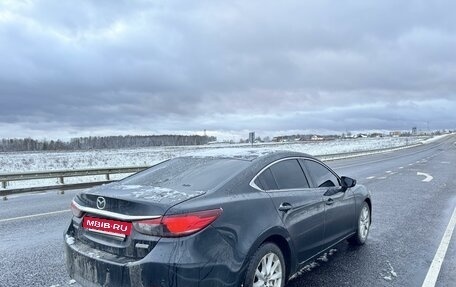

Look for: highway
[0,135,455,287]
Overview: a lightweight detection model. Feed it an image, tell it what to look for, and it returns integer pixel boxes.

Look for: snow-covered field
[0,136,436,190]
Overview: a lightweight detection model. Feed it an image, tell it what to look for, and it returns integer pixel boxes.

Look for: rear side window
[269,159,309,189]
[302,160,340,188]
[255,168,278,191]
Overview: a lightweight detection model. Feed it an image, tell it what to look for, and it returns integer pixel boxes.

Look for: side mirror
[341,176,357,188]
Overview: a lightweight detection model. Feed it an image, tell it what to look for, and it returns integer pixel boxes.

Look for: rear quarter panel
[166,183,294,285]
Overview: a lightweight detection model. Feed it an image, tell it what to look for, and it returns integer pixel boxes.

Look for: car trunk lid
[71,183,206,259]
[77,183,206,215]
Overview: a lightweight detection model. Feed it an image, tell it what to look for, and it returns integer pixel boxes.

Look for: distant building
[272,134,338,142]
[311,135,324,141]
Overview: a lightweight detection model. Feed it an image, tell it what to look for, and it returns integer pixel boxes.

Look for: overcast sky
[1,0,455,140]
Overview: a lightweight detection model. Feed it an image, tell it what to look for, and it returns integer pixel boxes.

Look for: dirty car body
[64,151,372,287]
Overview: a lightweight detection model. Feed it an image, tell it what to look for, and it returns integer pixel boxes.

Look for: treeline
[0,135,217,152]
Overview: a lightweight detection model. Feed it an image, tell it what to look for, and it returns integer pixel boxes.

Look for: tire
[243,243,286,287]
[348,201,371,245]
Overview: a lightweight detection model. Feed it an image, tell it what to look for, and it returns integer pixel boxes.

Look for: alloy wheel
[359,205,370,240]
[253,252,283,287]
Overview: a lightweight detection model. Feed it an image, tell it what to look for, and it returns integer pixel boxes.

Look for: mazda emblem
[96,197,106,210]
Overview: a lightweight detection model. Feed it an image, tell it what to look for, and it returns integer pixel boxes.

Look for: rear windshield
[121,157,249,192]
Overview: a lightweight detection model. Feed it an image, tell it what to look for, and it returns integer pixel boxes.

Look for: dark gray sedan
[65,151,372,287]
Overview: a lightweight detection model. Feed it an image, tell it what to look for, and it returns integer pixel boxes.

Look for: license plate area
[83,216,132,238]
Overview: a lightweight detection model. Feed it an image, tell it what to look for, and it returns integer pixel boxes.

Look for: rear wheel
[348,201,371,245]
[243,243,286,287]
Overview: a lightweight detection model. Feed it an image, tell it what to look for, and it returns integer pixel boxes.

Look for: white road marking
[440,161,450,164]
[386,170,393,174]
[0,209,70,223]
[378,176,387,179]
[409,163,414,166]
[417,172,434,182]
[366,176,376,180]
[422,206,456,287]
[398,166,404,169]
[6,192,50,199]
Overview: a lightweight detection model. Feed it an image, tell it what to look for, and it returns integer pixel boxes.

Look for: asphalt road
[0,135,455,287]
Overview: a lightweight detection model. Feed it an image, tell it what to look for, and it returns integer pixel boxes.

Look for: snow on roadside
[0,136,435,190]
[420,133,452,144]
[0,136,428,173]
[289,248,338,280]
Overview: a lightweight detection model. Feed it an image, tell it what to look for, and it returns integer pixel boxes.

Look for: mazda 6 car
[64,151,372,287]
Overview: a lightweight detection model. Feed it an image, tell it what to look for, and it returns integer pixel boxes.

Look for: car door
[301,159,356,249]
[253,159,325,263]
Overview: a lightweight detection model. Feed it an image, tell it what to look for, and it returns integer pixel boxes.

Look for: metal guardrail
[0,166,149,191]
[317,143,422,161]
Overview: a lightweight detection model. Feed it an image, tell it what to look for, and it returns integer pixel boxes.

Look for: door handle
[326,198,335,205]
[278,202,293,212]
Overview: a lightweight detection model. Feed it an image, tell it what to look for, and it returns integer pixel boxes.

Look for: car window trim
[256,167,278,190]
[250,156,340,192]
[72,200,161,221]
[262,187,316,193]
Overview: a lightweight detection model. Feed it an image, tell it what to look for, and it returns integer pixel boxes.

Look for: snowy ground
[0,136,439,190]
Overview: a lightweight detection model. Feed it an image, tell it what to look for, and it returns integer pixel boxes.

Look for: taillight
[70,201,83,218]
[133,218,162,236]
[133,208,222,237]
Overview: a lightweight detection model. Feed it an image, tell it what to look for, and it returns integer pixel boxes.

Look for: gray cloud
[0,0,455,140]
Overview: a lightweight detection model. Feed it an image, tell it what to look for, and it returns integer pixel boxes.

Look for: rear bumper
[64,227,244,287]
